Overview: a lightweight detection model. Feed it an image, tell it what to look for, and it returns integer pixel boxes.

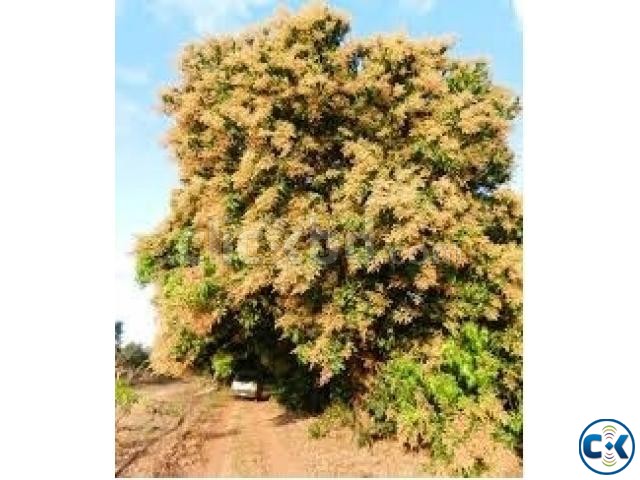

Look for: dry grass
[115,379,221,477]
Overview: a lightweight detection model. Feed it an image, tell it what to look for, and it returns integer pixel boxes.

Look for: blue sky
[116,0,522,345]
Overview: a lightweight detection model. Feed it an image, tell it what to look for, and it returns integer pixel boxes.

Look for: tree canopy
[135,3,522,472]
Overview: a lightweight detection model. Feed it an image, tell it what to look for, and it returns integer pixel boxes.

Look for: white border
[525,0,640,478]
[0,0,114,477]
[1,0,639,478]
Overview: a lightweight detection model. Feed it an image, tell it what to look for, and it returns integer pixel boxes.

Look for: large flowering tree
[136,3,522,471]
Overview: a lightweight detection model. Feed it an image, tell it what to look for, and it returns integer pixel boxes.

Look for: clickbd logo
[579,419,635,475]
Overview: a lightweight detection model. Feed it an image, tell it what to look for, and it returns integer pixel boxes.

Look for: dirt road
[187,393,431,477]
[116,379,430,477]
[189,396,307,476]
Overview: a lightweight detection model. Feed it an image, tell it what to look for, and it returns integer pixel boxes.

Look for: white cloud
[146,0,275,35]
[399,0,436,15]
[115,252,156,346]
[116,65,150,86]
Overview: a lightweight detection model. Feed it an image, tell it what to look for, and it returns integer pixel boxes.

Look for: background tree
[115,320,123,352]
[135,3,522,471]
[119,342,150,370]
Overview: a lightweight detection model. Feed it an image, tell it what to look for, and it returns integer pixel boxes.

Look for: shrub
[211,351,235,381]
[361,325,520,461]
[308,401,354,438]
[273,367,327,413]
[115,378,139,408]
[362,355,434,449]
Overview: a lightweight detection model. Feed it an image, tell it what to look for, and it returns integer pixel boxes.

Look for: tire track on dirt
[190,397,307,476]
[249,400,307,476]
[190,395,241,476]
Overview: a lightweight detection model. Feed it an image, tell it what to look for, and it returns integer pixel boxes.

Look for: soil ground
[115,378,432,477]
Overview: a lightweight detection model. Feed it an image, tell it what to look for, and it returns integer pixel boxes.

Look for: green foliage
[172,227,196,267]
[238,298,264,330]
[308,401,354,438]
[497,405,523,454]
[362,325,514,455]
[363,355,433,448]
[115,378,138,408]
[135,253,156,285]
[453,282,493,321]
[441,322,499,395]
[162,266,223,312]
[211,351,235,381]
[446,61,490,95]
[426,372,462,409]
[171,327,207,363]
[273,367,327,413]
[225,192,244,223]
